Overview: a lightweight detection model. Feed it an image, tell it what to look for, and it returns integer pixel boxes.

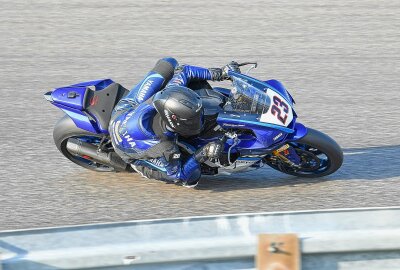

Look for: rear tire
[53,115,128,172]
[264,128,343,178]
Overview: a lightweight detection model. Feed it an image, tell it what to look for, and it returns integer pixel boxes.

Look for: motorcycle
[44,61,343,178]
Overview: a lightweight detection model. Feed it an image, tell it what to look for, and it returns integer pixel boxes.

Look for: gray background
[0,0,399,231]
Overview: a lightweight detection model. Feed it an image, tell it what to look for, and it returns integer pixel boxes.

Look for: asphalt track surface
[0,0,399,230]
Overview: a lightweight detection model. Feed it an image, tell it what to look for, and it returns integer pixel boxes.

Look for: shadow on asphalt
[197,145,400,192]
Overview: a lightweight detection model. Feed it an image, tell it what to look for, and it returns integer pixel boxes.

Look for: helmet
[153,86,204,136]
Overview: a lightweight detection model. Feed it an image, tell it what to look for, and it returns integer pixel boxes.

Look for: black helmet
[153,86,204,136]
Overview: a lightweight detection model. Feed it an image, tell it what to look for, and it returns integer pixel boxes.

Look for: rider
[109,57,237,187]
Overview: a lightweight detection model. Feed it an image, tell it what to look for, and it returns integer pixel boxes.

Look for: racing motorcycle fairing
[286,122,308,141]
[209,71,300,149]
[264,79,296,106]
[45,79,128,134]
[214,79,295,109]
[184,71,307,155]
[228,71,295,111]
[228,71,294,106]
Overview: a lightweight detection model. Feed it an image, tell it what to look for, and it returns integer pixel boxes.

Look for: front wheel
[264,128,343,178]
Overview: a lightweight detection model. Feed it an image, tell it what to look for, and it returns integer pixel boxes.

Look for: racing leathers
[109,57,224,186]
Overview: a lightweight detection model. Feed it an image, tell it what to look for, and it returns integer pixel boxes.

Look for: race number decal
[271,96,289,124]
[260,89,294,127]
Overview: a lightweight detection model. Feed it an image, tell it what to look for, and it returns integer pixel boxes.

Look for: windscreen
[223,75,271,115]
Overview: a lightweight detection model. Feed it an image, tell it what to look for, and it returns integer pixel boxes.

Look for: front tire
[264,128,343,178]
[53,115,127,172]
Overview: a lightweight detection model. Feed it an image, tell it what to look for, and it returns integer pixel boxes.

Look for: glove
[208,61,241,81]
[194,141,224,163]
[221,61,241,80]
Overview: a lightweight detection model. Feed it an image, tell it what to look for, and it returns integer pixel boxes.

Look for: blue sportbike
[44,62,343,178]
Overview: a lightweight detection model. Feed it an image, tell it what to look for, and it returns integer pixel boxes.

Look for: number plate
[260,89,293,127]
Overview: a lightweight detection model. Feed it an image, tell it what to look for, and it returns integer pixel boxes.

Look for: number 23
[271,96,289,124]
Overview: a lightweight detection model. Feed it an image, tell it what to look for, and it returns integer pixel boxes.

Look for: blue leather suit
[109,58,218,184]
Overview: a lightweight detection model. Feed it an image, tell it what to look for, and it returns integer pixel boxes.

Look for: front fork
[269,122,308,168]
[272,144,301,168]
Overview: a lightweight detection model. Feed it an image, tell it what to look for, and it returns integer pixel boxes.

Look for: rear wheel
[53,115,128,172]
[264,128,343,178]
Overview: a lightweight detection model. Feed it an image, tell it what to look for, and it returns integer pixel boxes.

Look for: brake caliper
[272,144,301,168]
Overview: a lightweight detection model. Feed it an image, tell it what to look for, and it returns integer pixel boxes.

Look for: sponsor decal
[164,109,176,128]
[137,79,154,102]
[115,111,137,148]
[120,131,136,148]
[273,132,283,141]
[149,158,165,168]
[236,159,257,164]
[124,134,133,142]
[222,123,245,127]
[128,141,136,148]
[134,73,164,102]
[242,155,264,158]
[121,111,135,127]
[172,153,181,159]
